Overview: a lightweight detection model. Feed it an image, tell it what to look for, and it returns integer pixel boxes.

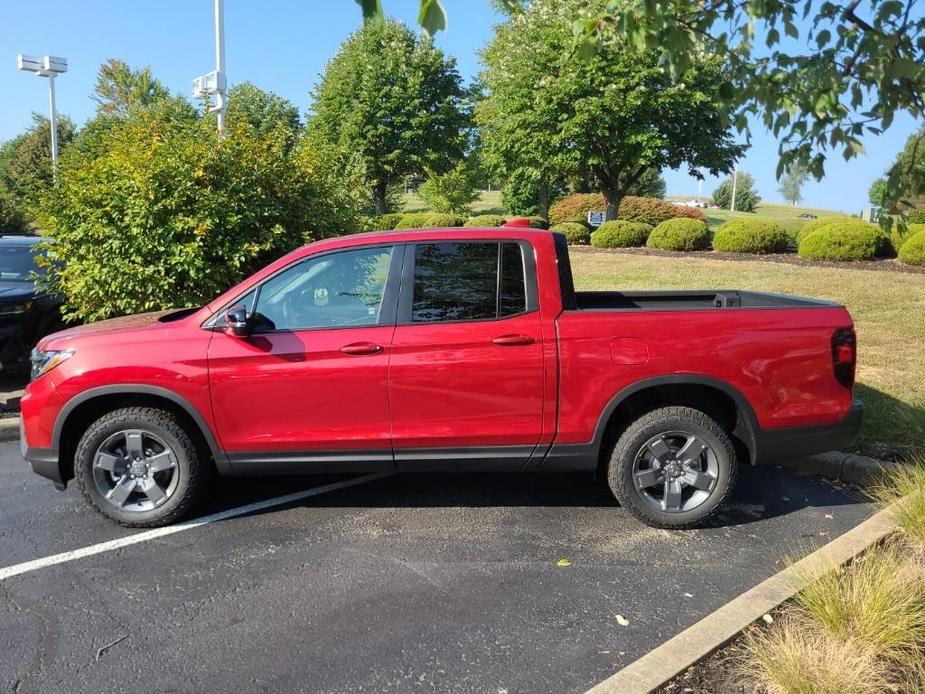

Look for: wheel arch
[53,385,226,484]
[593,375,759,471]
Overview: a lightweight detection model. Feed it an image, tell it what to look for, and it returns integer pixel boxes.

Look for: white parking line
[0,472,392,582]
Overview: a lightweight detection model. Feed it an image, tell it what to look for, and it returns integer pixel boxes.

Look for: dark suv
[0,236,64,374]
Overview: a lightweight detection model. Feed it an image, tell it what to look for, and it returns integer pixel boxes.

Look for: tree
[574,0,925,211]
[92,58,170,115]
[777,164,809,206]
[478,0,743,220]
[713,172,760,213]
[872,126,925,214]
[869,178,889,209]
[226,82,301,149]
[0,113,76,215]
[38,100,351,322]
[308,20,468,214]
[418,161,480,214]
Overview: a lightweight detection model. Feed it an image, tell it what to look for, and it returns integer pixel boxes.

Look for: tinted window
[411,242,527,323]
[251,246,393,331]
[0,244,40,282]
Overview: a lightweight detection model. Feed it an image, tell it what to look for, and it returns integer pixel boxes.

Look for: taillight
[832,327,856,389]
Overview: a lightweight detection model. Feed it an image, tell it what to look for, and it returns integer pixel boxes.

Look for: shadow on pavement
[200,463,868,530]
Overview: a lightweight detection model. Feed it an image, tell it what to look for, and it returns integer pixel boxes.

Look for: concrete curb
[584,504,898,694]
[0,417,18,443]
[777,451,900,485]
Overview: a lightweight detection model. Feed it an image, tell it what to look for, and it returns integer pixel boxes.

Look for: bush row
[548,193,706,227]
[357,213,550,231]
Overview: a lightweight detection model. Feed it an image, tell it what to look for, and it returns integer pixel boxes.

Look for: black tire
[607,406,737,529]
[74,407,204,527]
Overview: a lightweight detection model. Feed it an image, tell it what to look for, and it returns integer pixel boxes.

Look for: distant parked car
[799,213,818,219]
[0,236,65,375]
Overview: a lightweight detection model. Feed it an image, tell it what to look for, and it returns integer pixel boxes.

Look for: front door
[207,244,400,472]
[388,240,546,469]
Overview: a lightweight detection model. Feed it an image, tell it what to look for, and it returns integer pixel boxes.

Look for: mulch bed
[655,635,753,694]
[570,245,925,275]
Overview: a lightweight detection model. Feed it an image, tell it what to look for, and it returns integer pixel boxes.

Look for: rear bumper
[20,417,64,490]
[755,399,864,465]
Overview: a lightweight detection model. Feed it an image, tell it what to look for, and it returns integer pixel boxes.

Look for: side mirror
[224,306,251,338]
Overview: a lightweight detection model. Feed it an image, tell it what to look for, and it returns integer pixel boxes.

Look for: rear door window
[410,242,527,323]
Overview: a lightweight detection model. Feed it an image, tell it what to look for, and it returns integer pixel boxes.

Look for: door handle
[491,334,535,346]
[340,342,383,356]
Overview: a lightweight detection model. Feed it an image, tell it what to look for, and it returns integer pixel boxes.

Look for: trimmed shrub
[795,217,845,245]
[891,223,925,254]
[898,231,925,266]
[590,220,652,248]
[907,209,925,224]
[798,221,893,261]
[551,221,592,245]
[394,212,431,229]
[713,219,790,254]
[667,205,708,222]
[526,216,549,229]
[464,214,506,227]
[647,218,711,251]
[423,213,465,227]
[394,212,463,229]
[618,196,677,226]
[549,193,607,225]
[358,212,404,232]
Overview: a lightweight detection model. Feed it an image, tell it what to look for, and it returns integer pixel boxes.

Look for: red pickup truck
[21,224,862,529]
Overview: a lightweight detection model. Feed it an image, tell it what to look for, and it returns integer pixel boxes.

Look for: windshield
[0,244,40,282]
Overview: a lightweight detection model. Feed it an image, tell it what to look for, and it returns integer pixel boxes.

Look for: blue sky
[1,0,919,212]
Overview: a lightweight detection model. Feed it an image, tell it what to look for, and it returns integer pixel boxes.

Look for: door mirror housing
[224,306,251,338]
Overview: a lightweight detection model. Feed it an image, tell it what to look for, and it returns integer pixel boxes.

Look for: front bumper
[755,399,864,465]
[20,416,64,490]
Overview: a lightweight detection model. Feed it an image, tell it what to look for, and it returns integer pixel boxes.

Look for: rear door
[388,240,546,469]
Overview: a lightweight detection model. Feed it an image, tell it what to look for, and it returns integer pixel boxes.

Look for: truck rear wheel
[607,406,737,529]
[74,407,204,527]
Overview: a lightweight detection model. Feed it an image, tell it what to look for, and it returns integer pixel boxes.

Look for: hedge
[618,196,677,226]
[464,214,507,227]
[551,221,592,245]
[549,193,607,225]
[712,219,790,254]
[798,221,893,261]
[358,212,404,232]
[898,230,925,266]
[590,220,652,248]
[907,209,925,224]
[647,218,711,251]
[394,212,464,229]
[891,223,925,254]
[526,216,549,229]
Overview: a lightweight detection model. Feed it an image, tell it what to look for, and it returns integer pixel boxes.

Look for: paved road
[0,441,872,694]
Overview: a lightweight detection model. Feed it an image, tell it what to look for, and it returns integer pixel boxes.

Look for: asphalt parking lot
[0,440,874,694]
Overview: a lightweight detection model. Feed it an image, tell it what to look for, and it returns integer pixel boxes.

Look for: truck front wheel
[74,407,204,527]
[607,406,737,529]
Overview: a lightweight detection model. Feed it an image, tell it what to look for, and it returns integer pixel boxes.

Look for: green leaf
[417,0,447,36]
[355,0,384,30]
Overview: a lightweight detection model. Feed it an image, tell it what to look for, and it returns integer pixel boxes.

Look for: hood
[0,281,36,302]
[40,309,186,348]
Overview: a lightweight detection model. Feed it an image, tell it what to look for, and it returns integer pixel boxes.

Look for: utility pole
[193,0,227,139]
[17,54,67,179]
[730,164,739,212]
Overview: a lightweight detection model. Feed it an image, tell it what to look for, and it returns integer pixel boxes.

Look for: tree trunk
[537,180,550,220]
[372,181,388,215]
[602,188,621,221]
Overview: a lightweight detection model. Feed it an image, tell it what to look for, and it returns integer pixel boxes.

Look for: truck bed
[573,290,836,311]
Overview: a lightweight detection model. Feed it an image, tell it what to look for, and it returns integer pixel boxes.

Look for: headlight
[30,348,74,381]
[0,302,31,317]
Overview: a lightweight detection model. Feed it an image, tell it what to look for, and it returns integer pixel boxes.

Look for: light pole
[17,54,68,177]
[193,0,227,138]
[730,164,739,213]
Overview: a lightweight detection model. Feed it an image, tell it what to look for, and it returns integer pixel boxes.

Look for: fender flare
[52,384,226,465]
[591,374,760,464]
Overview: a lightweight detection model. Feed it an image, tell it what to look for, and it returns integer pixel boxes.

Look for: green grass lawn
[401,190,503,215]
[703,202,850,236]
[568,247,924,457]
